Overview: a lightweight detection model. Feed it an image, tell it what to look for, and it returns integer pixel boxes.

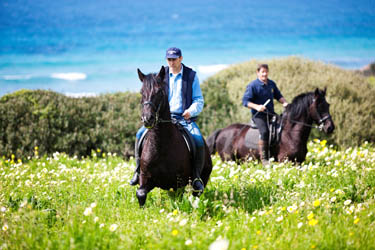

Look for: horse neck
[281,111,313,147]
[147,100,173,144]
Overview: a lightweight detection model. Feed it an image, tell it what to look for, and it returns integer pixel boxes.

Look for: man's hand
[256,104,266,112]
[182,110,191,120]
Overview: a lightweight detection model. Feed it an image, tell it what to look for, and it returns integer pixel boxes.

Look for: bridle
[276,97,331,131]
[311,97,332,131]
[142,98,171,129]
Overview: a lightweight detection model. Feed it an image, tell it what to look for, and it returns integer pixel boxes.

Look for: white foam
[51,72,87,81]
[197,64,229,75]
[3,74,32,80]
[64,92,97,98]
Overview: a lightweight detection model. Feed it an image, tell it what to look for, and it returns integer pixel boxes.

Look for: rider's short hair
[257,64,269,72]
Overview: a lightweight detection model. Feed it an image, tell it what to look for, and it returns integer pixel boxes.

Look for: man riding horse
[130,47,205,194]
[242,64,289,165]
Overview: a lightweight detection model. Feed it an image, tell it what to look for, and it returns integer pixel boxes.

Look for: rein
[142,100,171,128]
[263,108,330,131]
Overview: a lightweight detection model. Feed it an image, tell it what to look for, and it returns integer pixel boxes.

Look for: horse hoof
[192,178,204,197]
[136,189,147,207]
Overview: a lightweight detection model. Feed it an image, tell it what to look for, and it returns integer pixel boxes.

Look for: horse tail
[206,129,221,155]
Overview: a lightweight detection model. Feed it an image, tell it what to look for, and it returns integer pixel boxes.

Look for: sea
[1,0,374,97]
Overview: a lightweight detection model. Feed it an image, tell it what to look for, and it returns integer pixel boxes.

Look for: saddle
[246,114,284,148]
[137,123,196,159]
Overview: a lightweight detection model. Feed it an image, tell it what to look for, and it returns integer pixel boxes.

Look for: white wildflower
[276,215,284,222]
[209,237,229,250]
[344,200,352,206]
[179,218,188,226]
[109,224,118,232]
[185,239,193,246]
[83,207,93,216]
[287,204,298,213]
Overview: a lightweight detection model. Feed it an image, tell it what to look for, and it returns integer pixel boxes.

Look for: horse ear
[156,66,165,81]
[137,68,145,82]
[323,87,327,96]
[314,88,319,97]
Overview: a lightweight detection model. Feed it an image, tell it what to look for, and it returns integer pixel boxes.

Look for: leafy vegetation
[1,57,374,159]
[1,140,375,249]
[0,90,141,159]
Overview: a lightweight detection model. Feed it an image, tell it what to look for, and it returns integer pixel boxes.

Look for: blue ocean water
[1,0,374,96]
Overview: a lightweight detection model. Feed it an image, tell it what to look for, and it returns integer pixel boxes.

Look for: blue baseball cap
[165,47,182,59]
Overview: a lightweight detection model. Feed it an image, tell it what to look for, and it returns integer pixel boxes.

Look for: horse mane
[284,91,314,121]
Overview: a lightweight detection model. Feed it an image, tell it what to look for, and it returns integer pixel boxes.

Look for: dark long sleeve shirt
[242,78,283,116]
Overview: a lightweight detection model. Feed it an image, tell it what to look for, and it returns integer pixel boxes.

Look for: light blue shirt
[168,66,204,117]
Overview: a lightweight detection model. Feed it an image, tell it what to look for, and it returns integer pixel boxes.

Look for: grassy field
[1,140,375,249]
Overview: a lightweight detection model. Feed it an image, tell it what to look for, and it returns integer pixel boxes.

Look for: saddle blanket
[244,128,260,150]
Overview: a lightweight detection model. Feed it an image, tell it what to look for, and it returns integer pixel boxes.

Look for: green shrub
[1,57,374,159]
[0,90,141,159]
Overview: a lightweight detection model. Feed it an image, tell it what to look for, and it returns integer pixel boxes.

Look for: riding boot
[129,138,140,186]
[192,145,205,196]
[258,140,270,166]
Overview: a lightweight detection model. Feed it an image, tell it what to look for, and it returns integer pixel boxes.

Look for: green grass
[1,141,375,249]
[368,76,375,87]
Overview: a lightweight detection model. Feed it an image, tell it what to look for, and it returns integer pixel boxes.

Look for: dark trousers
[252,114,271,141]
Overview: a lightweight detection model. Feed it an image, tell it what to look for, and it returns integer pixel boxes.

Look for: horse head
[310,87,335,134]
[138,66,168,129]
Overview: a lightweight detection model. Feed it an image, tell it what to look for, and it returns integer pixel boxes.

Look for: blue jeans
[136,116,204,147]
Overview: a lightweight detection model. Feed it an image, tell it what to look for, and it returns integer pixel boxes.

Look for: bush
[1,57,374,159]
[0,90,141,159]
[198,57,375,147]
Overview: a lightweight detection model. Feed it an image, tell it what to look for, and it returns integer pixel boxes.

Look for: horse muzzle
[141,114,156,129]
[322,119,335,134]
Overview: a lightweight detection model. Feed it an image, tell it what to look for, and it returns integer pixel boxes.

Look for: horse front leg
[136,173,154,207]
[136,187,148,207]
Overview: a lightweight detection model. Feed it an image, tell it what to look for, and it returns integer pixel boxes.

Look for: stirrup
[192,178,204,195]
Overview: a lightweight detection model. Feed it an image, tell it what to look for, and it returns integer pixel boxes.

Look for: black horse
[136,66,212,206]
[207,88,335,163]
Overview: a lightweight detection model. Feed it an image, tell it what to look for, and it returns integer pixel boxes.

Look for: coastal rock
[357,62,375,76]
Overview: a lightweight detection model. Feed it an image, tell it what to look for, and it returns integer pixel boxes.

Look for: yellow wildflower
[313,199,320,207]
[308,219,318,226]
[354,218,360,224]
[307,212,314,220]
[172,229,178,236]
